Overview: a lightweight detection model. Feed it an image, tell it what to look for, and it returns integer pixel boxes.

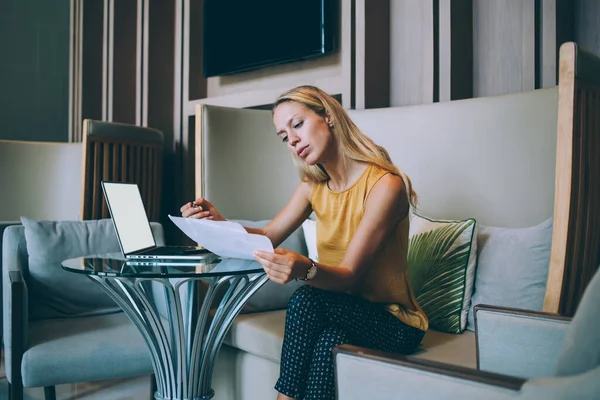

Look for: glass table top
[62,252,265,278]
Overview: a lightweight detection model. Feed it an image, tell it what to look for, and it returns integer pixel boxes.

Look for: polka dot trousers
[275,285,425,400]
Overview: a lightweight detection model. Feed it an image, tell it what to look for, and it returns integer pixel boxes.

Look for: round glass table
[62,254,267,400]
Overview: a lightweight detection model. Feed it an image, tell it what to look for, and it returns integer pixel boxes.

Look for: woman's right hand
[180,197,226,221]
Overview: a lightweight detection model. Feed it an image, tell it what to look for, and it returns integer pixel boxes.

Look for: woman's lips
[297,145,309,158]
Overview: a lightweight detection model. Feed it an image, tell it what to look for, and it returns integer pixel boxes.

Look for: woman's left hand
[253,248,311,284]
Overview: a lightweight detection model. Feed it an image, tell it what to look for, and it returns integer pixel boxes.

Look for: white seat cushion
[225,310,287,363]
[413,329,476,368]
[226,310,476,369]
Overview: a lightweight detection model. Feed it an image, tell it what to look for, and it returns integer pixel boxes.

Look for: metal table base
[89,272,268,400]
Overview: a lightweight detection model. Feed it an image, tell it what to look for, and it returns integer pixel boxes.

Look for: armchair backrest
[0,140,82,221]
[80,119,164,221]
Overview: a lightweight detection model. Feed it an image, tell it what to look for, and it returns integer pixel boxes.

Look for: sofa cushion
[466,217,552,331]
[231,220,307,313]
[225,309,287,363]
[413,329,476,368]
[21,217,165,320]
[22,312,153,387]
[225,309,477,370]
[408,214,477,333]
[21,217,124,320]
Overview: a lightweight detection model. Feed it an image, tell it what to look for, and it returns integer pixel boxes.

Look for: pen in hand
[190,201,213,220]
[184,197,224,221]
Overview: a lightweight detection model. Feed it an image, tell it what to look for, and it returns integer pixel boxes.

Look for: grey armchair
[335,267,600,399]
[2,219,164,400]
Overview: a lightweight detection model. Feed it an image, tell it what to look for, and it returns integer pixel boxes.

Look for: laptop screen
[102,182,156,255]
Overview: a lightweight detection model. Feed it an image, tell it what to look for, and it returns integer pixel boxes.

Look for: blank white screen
[103,183,155,254]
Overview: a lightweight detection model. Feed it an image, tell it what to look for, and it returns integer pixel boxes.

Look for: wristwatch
[303,258,318,281]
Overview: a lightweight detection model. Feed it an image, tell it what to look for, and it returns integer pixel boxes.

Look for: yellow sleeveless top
[310,164,428,331]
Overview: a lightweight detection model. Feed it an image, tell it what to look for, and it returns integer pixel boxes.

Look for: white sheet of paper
[168,215,274,260]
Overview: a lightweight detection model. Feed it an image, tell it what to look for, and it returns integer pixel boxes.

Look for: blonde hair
[273,85,418,208]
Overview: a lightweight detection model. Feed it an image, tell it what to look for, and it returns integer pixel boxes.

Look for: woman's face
[273,101,333,165]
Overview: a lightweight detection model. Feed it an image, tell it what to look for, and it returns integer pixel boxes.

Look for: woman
[180,85,428,400]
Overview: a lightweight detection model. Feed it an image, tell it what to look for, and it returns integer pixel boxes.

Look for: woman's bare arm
[246,182,313,248]
[181,182,312,248]
[254,174,409,290]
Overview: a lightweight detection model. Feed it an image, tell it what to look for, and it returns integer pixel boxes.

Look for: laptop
[102,181,214,261]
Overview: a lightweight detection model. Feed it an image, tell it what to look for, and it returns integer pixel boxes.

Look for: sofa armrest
[0,222,21,336]
[475,305,571,379]
[7,270,27,386]
[335,344,524,400]
[3,225,30,385]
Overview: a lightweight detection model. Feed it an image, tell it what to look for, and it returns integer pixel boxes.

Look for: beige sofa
[198,87,562,399]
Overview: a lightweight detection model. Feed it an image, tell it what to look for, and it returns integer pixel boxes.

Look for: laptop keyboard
[142,246,209,256]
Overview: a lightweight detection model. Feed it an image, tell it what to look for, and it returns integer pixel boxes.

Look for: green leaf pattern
[408,219,475,333]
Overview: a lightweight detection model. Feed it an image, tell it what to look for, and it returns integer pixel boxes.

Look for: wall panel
[0,0,70,142]
[438,0,473,102]
[390,0,434,106]
[575,0,600,58]
[473,0,536,97]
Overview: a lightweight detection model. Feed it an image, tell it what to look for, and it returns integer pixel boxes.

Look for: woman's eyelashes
[278,120,303,143]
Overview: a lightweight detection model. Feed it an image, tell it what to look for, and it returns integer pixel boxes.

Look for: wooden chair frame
[544,42,600,316]
[80,119,164,221]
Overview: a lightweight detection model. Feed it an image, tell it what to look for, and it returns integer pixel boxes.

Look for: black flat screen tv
[203,0,338,78]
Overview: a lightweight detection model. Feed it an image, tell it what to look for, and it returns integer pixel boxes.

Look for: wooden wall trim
[575,46,600,87]
[195,104,203,200]
[540,0,556,88]
[69,0,81,142]
[438,0,449,102]
[142,0,149,126]
[354,0,366,109]
[522,0,536,91]
[79,121,91,219]
[363,0,391,109]
[81,0,104,126]
[136,0,143,125]
[102,0,109,120]
[113,0,137,124]
[108,0,114,122]
[438,0,473,102]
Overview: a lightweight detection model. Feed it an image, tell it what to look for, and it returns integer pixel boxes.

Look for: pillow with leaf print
[407,213,477,334]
